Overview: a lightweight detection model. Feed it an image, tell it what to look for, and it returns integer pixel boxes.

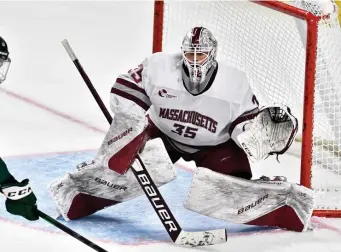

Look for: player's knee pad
[183,167,314,232]
[50,138,176,220]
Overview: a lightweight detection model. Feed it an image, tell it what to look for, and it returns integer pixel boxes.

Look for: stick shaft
[38,210,108,252]
[61,39,112,124]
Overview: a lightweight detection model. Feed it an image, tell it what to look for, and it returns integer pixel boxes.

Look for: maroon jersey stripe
[111,88,150,111]
[228,108,260,135]
[115,78,147,96]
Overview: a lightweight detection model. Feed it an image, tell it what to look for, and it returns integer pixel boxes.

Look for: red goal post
[152,0,341,218]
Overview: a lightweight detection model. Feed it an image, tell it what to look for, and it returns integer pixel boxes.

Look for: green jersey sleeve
[0,157,12,185]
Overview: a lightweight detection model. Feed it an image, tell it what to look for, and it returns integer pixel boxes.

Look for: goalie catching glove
[237,105,298,162]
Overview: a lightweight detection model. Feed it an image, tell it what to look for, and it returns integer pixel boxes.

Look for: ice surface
[1,2,341,252]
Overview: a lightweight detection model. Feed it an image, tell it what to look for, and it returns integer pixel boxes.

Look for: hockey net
[153,0,341,217]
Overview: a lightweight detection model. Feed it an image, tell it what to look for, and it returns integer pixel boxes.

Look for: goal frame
[152,0,340,218]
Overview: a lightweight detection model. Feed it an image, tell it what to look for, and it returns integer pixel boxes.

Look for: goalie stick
[61,39,228,247]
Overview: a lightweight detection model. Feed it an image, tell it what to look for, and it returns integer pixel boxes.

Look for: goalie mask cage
[152,0,341,218]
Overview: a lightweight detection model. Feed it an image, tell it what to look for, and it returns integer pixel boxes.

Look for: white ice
[1,2,341,252]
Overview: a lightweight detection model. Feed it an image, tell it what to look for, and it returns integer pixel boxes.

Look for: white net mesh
[158,0,341,212]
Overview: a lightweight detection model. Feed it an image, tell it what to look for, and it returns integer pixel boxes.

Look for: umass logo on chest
[158,89,177,99]
[159,107,218,134]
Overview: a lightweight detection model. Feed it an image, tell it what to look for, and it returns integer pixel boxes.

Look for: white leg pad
[50,138,176,221]
[95,105,147,171]
[184,167,315,231]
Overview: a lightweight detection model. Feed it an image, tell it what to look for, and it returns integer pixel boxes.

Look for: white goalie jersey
[110,52,259,150]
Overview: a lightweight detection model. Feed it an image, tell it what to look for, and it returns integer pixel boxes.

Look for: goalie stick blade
[175,229,227,247]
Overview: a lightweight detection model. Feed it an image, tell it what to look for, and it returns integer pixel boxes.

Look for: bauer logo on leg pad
[94,177,128,191]
[107,127,133,145]
[237,194,269,215]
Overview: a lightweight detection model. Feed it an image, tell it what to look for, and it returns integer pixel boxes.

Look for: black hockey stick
[1,192,108,251]
[61,39,227,247]
[37,210,108,252]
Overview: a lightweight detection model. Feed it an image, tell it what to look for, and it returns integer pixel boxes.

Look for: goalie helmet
[181,27,217,94]
[0,36,10,84]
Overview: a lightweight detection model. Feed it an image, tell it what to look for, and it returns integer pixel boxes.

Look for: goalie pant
[50,120,313,232]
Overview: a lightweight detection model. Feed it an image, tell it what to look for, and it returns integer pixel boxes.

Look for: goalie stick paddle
[38,210,108,252]
[132,156,227,246]
[61,39,227,247]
